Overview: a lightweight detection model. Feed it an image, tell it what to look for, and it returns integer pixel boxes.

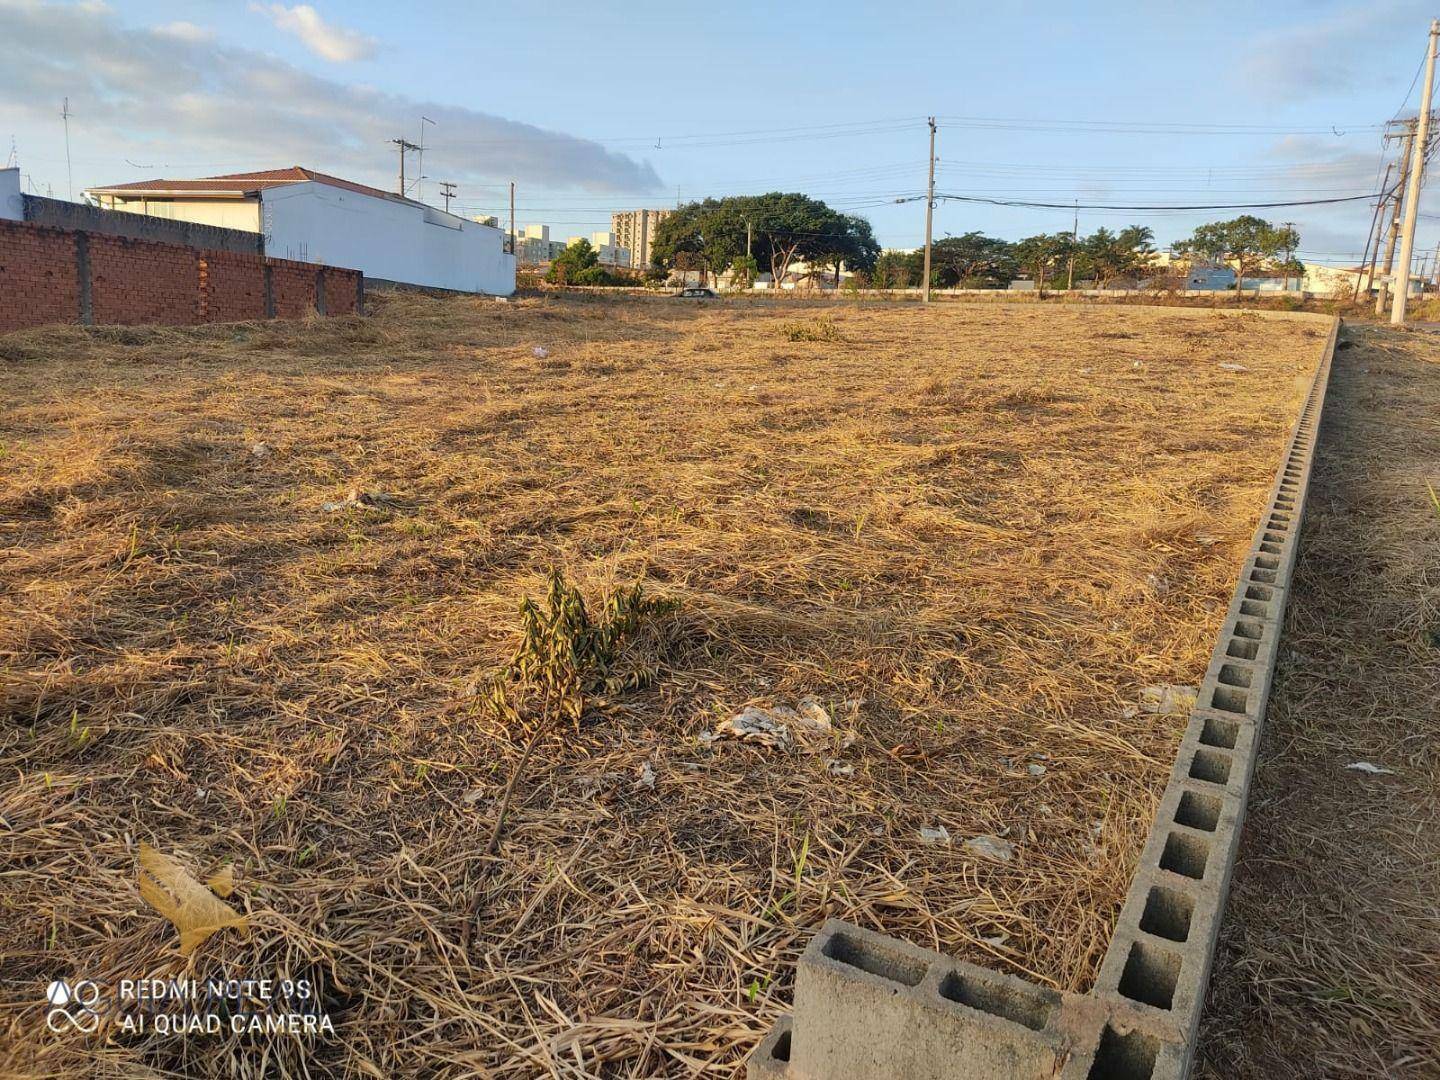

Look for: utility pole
[391,137,419,196]
[60,97,74,201]
[1355,162,1393,302]
[1378,123,1416,314]
[1281,221,1296,292]
[1066,199,1078,290]
[439,181,456,214]
[1394,18,1439,325]
[415,116,435,202]
[509,181,516,257]
[922,116,936,304]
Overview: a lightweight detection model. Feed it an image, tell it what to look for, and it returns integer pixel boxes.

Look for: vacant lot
[0,295,1325,1078]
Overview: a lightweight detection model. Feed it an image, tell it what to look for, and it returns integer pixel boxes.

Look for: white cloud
[250,3,375,63]
[2,0,661,196]
[155,21,214,43]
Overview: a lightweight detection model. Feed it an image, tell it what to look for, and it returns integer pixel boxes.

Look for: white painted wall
[0,168,22,221]
[261,182,515,295]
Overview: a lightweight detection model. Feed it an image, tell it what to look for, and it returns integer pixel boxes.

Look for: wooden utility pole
[1377,124,1415,315]
[439,181,456,213]
[1355,162,1393,302]
[1393,18,1439,324]
[391,138,419,196]
[509,181,516,257]
[1066,199,1078,290]
[1281,221,1296,292]
[922,116,936,304]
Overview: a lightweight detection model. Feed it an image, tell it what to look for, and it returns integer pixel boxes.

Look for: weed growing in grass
[489,569,677,725]
[781,318,842,342]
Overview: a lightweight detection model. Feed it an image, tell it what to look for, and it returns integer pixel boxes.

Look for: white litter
[963,835,1015,862]
[704,706,792,750]
[1344,761,1395,775]
[703,698,835,752]
[826,759,854,777]
[1027,763,1046,777]
[1218,362,1249,372]
[919,825,952,846]
[636,760,657,789]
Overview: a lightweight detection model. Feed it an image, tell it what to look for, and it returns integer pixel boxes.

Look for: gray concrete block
[793,920,1068,1079]
[746,1015,793,1079]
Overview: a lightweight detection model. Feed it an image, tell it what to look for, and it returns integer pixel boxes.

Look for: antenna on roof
[61,98,74,201]
[415,116,435,202]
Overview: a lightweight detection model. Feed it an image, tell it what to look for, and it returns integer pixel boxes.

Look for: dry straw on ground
[1,295,1325,1077]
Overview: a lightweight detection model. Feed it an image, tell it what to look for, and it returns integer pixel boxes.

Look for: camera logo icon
[45,979,101,1034]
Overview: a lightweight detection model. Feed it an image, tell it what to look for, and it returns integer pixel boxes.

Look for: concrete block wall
[749,315,1342,1080]
[21,194,262,256]
[0,219,361,334]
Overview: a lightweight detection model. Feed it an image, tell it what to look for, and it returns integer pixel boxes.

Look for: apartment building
[610,208,671,270]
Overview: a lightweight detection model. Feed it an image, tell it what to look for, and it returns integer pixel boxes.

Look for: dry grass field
[0,295,1326,1078]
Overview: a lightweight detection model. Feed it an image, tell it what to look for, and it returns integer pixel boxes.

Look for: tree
[1080,226,1154,289]
[546,238,599,284]
[651,193,877,288]
[729,253,759,289]
[1012,233,1075,296]
[806,213,880,286]
[929,232,1016,288]
[872,250,918,289]
[1174,216,1300,301]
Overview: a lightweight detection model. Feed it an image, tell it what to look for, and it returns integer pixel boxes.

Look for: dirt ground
[1198,324,1440,1078]
[0,295,1325,1078]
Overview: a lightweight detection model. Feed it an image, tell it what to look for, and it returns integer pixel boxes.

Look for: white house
[85,167,514,295]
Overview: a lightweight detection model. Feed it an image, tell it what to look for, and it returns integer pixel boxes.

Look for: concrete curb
[747,316,1341,1080]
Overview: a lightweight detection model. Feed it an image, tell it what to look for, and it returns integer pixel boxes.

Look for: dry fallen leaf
[137,843,247,956]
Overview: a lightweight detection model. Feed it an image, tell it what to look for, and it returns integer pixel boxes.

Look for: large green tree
[872,250,919,289]
[1079,226,1155,289]
[1012,233,1076,295]
[652,193,879,287]
[929,232,1016,288]
[1174,216,1300,299]
[806,213,881,285]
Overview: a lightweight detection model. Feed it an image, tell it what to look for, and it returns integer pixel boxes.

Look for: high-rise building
[611,209,671,270]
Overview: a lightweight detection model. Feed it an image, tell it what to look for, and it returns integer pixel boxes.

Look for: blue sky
[6,0,1438,265]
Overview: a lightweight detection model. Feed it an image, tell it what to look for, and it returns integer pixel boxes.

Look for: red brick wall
[200,252,267,322]
[324,269,361,315]
[0,219,361,334]
[89,233,200,326]
[268,258,317,318]
[0,220,81,334]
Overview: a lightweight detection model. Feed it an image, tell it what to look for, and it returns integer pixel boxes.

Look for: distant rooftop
[86,167,420,207]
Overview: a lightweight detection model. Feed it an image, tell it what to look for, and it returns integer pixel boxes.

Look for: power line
[926,189,1396,213]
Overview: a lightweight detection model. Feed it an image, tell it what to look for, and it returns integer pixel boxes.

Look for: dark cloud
[3,0,662,194]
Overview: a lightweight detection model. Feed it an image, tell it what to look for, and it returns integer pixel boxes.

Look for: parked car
[673,287,717,299]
